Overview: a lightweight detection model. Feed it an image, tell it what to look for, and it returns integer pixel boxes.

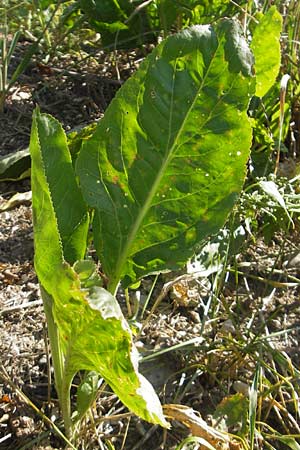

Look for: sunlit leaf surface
[30,110,168,428]
[251,6,282,98]
[76,20,255,291]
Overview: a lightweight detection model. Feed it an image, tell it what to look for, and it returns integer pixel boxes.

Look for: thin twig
[0,299,43,316]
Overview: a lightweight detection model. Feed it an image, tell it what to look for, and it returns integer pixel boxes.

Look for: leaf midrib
[108,38,220,293]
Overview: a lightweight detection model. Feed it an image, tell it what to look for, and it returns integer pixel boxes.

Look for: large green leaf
[157,0,247,32]
[32,111,89,267]
[76,20,255,292]
[251,6,282,98]
[30,110,168,428]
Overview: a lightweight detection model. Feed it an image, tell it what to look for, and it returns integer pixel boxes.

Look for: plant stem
[60,375,73,439]
[41,288,73,437]
[0,7,8,113]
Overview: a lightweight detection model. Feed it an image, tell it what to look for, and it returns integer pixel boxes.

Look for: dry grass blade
[0,366,77,450]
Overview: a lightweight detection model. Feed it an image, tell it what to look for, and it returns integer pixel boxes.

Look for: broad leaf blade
[63,278,169,427]
[251,6,282,98]
[30,112,168,427]
[30,111,65,291]
[33,110,89,264]
[76,20,255,291]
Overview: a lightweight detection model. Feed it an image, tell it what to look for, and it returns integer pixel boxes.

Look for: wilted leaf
[0,191,32,212]
[259,180,293,224]
[163,404,234,449]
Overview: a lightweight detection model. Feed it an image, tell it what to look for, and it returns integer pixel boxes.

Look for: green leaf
[9,41,39,89]
[249,364,260,450]
[64,281,169,427]
[32,110,89,266]
[175,436,217,450]
[30,110,168,428]
[76,20,255,292]
[251,6,282,98]
[6,31,21,67]
[80,0,154,49]
[0,148,30,181]
[259,180,293,224]
[158,0,247,32]
[272,436,300,450]
[0,123,97,182]
[214,393,248,436]
[76,371,99,421]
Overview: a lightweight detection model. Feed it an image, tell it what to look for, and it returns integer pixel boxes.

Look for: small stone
[0,414,9,423]
[287,252,300,268]
[233,381,249,396]
[220,319,236,335]
[187,310,201,323]
[269,319,281,330]
[39,355,47,365]
[27,282,38,291]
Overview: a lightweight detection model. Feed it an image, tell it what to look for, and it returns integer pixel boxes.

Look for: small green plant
[238,174,300,243]
[0,1,58,113]
[0,2,22,112]
[73,0,248,49]
[29,10,282,444]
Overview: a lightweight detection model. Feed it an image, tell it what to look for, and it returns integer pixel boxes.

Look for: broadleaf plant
[30,19,257,441]
[30,111,169,438]
[76,20,255,293]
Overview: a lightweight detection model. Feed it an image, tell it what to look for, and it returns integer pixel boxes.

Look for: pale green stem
[41,288,73,438]
[124,288,132,317]
[60,373,73,439]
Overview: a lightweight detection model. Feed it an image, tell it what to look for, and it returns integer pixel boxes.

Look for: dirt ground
[1,47,300,450]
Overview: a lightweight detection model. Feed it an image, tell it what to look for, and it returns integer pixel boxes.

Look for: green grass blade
[5,30,21,66]
[8,41,38,89]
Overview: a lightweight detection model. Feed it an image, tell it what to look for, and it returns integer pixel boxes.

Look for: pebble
[233,380,249,396]
[220,319,236,335]
[38,355,47,365]
[0,414,9,424]
[287,252,300,268]
[187,310,201,323]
